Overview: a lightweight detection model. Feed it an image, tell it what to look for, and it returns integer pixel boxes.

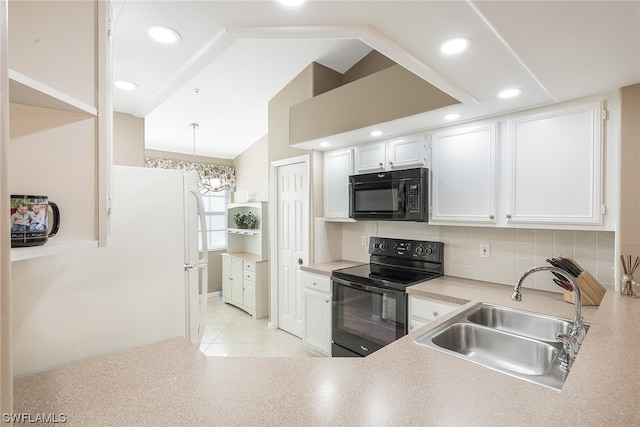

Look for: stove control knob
[415,245,425,255]
[425,246,434,255]
[379,242,387,251]
[373,242,380,249]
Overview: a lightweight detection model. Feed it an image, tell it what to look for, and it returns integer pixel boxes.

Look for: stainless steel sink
[414,302,590,391]
[466,303,577,342]
[430,323,559,376]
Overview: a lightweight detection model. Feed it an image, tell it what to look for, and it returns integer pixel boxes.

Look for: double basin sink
[414,302,589,391]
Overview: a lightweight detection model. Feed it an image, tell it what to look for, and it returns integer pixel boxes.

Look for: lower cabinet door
[303,288,331,356]
[409,318,428,333]
[243,281,256,310]
[231,258,244,305]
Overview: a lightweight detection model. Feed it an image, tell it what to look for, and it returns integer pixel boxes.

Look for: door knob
[298,258,303,265]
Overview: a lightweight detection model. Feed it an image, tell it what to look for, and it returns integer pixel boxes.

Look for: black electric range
[332,237,444,290]
[331,237,444,357]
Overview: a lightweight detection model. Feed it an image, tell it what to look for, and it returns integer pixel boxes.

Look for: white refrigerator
[111,165,208,346]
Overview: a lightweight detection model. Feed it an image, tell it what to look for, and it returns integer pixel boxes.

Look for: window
[200,190,228,251]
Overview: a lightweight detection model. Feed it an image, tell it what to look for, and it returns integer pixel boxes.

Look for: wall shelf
[10,240,98,262]
[9,69,97,115]
[228,228,261,236]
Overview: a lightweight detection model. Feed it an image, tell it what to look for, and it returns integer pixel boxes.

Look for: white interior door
[276,161,309,337]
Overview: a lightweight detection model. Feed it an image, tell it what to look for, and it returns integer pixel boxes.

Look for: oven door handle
[333,276,368,291]
[332,276,405,297]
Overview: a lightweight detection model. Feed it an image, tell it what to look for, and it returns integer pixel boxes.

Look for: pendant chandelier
[189,122,235,194]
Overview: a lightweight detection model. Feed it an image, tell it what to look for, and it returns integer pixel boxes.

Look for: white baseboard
[207,290,222,298]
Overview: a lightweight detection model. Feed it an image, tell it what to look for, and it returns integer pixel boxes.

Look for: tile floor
[199,295,320,358]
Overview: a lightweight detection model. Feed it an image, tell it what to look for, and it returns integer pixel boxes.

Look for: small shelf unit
[226,202,268,261]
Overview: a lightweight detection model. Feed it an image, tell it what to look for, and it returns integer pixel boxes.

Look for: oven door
[331,276,407,357]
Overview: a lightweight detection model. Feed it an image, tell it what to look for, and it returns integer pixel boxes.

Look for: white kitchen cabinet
[355,141,387,173]
[505,99,604,226]
[323,148,354,221]
[409,295,460,333]
[354,135,426,173]
[222,254,268,318]
[429,123,497,224]
[387,135,427,169]
[301,271,332,356]
[7,0,110,261]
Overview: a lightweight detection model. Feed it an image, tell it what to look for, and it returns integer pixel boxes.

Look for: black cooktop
[332,263,442,292]
[331,237,444,292]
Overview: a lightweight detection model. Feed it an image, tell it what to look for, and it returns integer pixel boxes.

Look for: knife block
[563,269,606,306]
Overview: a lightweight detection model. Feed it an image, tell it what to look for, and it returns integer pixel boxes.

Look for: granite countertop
[14,276,640,426]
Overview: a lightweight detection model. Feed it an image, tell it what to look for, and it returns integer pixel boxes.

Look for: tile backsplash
[317,220,615,293]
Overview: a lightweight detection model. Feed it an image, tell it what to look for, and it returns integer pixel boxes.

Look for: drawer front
[410,296,460,322]
[300,272,331,293]
[244,270,256,282]
[243,261,256,272]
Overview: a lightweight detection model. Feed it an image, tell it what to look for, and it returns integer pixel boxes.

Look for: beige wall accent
[268,63,315,162]
[113,112,145,167]
[289,64,460,145]
[311,62,342,96]
[620,83,640,258]
[342,50,395,84]
[233,134,269,203]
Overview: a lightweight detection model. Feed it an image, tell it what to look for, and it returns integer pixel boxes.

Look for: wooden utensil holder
[563,269,606,306]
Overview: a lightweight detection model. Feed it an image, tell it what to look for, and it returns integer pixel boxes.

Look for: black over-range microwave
[348,167,428,221]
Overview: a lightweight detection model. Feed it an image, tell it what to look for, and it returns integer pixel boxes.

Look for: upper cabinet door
[355,142,386,173]
[324,149,354,221]
[505,100,604,226]
[387,135,426,170]
[429,123,497,224]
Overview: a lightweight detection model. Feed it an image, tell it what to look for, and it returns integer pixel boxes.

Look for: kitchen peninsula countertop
[300,259,363,275]
[14,276,640,426]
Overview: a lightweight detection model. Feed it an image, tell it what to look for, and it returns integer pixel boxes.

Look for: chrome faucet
[512,266,586,371]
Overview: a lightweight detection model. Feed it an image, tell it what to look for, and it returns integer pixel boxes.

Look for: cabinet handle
[506,214,512,219]
[312,282,317,286]
[325,300,330,303]
[389,161,393,167]
[378,162,383,167]
[433,311,439,317]
[489,214,495,220]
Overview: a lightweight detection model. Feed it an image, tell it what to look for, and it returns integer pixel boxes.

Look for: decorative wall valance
[145,157,236,193]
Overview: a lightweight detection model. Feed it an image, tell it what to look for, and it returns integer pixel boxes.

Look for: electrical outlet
[480,243,490,258]
[361,235,368,246]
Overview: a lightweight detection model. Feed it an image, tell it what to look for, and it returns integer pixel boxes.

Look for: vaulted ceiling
[112,1,640,159]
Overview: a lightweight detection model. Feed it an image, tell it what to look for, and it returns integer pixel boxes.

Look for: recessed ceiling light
[444,113,462,120]
[319,141,331,148]
[440,38,471,55]
[498,88,522,99]
[370,130,384,137]
[277,0,307,6]
[148,25,181,44]
[114,80,138,91]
